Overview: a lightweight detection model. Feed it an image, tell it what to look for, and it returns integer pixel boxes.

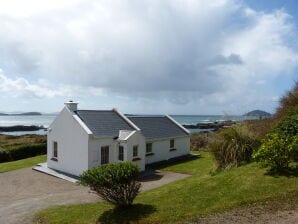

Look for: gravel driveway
[0,168,189,224]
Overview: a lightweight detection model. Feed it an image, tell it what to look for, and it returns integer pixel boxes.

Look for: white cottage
[47,101,190,176]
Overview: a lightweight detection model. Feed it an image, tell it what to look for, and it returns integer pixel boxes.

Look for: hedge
[0,143,47,163]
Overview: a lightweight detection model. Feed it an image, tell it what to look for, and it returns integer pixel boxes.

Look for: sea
[0,114,258,136]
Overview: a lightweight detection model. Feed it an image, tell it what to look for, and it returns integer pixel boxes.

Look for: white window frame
[101,146,109,165]
[133,145,138,158]
[170,139,175,149]
[118,145,124,161]
[53,141,58,158]
[146,143,152,154]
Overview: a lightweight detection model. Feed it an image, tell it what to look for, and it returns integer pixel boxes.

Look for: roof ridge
[126,115,166,118]
[74,110,136,137]
[165,115,190,135]
[76,109,113,112]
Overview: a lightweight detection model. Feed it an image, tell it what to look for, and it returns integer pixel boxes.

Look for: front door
[101,146,109,165]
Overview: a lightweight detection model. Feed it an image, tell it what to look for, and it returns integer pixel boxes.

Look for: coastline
[0,115,259,136]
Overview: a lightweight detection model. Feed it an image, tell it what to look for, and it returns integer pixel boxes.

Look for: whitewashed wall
[88,131,146,171]
[47,107,89,176]
[125,131,146,171]
[88,137,116,169]
[145,136,190,165]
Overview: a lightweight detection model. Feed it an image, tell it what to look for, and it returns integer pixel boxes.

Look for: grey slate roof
[75,110,135,137]
[127,116,189,140]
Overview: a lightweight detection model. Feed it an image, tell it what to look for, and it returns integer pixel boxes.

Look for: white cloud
[0,69,68,98]
[0,69,106,99]
[0,0,81,17]
[0,0,297,113]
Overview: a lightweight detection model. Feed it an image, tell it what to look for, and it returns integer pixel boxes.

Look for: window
[101,146,109,165]
[118,145,124,161]
[53,141,58,158]
[133,145,138,157]
[146,143,152,153]
[170,139,175,148]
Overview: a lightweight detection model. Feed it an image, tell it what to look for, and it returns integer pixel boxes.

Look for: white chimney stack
[65,100,78,112]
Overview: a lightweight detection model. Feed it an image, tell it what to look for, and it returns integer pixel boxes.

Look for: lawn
[34,151,298,224]
[0,155,46,173]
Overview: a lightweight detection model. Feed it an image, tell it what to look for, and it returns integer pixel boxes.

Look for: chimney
[65,100,78,112]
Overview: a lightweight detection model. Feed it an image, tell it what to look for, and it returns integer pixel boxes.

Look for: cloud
[0,0,297,113]
[0,69,69,98]
[0,69,105,99]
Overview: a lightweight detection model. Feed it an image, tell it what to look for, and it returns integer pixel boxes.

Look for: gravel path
[192,199,298,224]
[0,168,189,224]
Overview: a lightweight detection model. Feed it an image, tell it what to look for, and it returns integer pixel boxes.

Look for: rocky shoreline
[0,125,46,132]
[0,120,237,134]
[183,120,237,132]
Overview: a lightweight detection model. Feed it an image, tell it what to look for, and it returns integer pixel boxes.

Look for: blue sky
[0,0,297,115]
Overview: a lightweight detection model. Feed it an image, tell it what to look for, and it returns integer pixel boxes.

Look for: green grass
[0,155,46,173]
[34,151,298,224]
[0,134,46,148]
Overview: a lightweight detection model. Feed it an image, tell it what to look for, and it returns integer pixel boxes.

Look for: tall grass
[190,133,209,150]
[209,126,260,169]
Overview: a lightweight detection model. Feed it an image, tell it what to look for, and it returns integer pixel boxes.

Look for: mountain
[244,110,271,117]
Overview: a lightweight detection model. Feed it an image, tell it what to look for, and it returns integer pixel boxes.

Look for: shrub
[274,114,298,137]
[80,162,141,208]
[0,143,46,162]
[275,82,298,119]
[289,135,298,162]
[253,133,296,171]
[191,133,209,150]
[209,126,260,169]
[253,111,298,171]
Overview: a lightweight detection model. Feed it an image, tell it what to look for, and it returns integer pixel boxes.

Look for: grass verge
[34,151,298,224]
[0,155,46,173]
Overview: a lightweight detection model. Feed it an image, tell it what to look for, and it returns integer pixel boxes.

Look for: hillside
[35,151,298,224]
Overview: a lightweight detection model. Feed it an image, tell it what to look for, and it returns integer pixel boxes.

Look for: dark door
[101,146,109,165]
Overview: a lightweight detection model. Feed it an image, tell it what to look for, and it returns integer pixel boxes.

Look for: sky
[0,0,297,115]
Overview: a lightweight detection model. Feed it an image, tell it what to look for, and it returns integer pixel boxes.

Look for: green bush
[0,143,46,162]
[253,134,294,171]
[80,162,141,208]
[209,126,260,169]
[289,135,298,162]
[274,114,298,136]
[253,111,298,171]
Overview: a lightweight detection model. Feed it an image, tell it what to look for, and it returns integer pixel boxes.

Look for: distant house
[47,101,190,176]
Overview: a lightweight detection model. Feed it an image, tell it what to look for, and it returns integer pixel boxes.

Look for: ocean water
[0,114,258,135]
[0,115,55,136]
[171,115,258,133]
[171,115,258,125]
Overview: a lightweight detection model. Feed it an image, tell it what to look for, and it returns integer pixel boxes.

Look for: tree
[79,162,141,208]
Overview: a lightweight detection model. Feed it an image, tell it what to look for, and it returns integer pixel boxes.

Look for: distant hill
[244,110,271,117]
[18,112,42,116]
[0,112,42,116]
